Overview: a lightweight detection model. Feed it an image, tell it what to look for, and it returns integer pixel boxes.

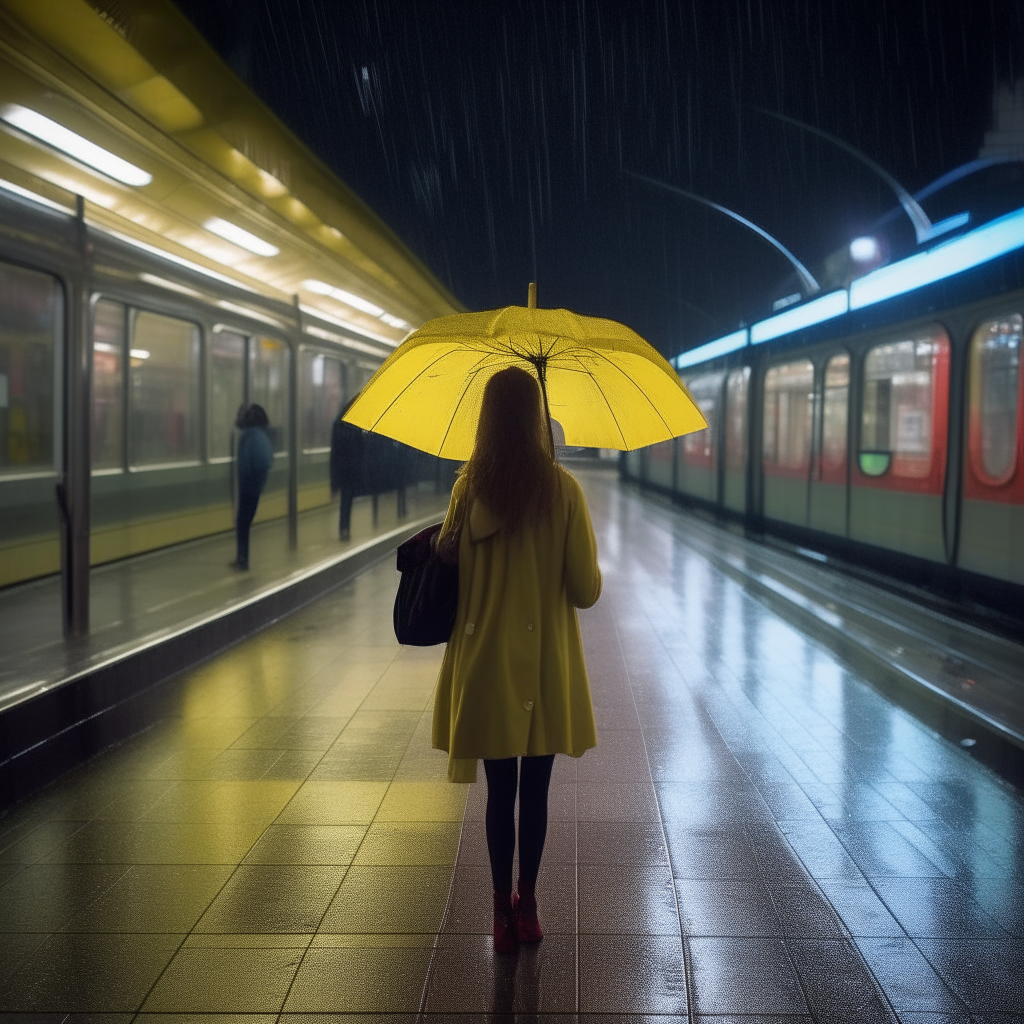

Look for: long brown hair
[464,366,559,534]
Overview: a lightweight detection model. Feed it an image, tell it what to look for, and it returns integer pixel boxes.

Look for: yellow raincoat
[431,465,602,783]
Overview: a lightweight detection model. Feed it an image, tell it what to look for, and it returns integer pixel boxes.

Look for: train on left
[0,0,461,592]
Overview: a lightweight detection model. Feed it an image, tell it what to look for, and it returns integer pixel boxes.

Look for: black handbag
[393,523,459,645]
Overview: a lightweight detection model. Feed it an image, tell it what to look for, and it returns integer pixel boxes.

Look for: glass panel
[861,331,947,479]
[683,373,722,466]
[91,299,124,471]
[250,336,288,453]
[724,367,750,471]
[210,330,246,459]
[820,354,849,483]
[763,360,814,473]
[129,310,201,467]
[969,314,1021,486]
[0,262,58,474]
[301,349,345,451]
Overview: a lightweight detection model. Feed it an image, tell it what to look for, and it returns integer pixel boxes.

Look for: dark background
[172,0,1023,359]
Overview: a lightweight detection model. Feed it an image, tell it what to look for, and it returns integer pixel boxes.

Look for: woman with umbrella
[343,285,706,953]
[432,366,602,952]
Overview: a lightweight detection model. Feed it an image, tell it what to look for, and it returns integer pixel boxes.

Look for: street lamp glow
[203,217,280,257]
[850,236,880,262]
[0,104,152,187]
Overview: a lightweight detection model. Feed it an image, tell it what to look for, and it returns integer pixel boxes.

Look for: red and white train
[624,206,1024,616]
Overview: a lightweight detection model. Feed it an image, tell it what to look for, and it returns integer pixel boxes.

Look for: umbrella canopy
[343,301,708,461]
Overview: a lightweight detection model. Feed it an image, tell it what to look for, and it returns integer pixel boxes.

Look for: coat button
[527,622,534,631]
[465,622,475,635]
[524,699,534,711]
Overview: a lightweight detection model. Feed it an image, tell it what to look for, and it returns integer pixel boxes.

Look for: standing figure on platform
[330,398,364,540]
[232,403,273,570]
[431,367,602,953]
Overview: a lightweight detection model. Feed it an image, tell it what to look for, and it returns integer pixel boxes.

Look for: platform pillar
[288,296,300,550]
[61,196,91,637]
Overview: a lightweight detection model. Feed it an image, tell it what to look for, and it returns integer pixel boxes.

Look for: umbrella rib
[569,351,628,448]
[434,354,512,456]
[363,346,463,429]
[570,347,676,434]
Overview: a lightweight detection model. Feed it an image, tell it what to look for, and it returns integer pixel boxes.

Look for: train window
[724,367,750,471]
[250,336,288,453]
[0,262,60,476]
[129,310,201,468]
[92,300,125,471]
[819,354,849,483]
[301,349,345,452]
[968,314,1021,486]
[763,360,814,473]
[860,330,950,479]
[683,373,722,465]
[209,330,246,459]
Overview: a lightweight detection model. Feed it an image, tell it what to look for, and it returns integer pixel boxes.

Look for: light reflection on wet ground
[0,469,1020,1018]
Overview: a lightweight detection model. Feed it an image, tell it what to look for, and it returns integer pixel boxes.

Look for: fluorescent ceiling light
[95,225,258,292]
[130,348,150,359]
[850,206,1024,310]
[93,342,118,354]
[675,329,748,369]
[302,278,412,328]
[750,290,848,345]
[0,177,72,213]
[216,299,283,327]
[0,104,152,187]
[203,217,280,257]
[304,324,390,358]
[299,303,399,347]
[303,278,383,317]
[139,273,202,297]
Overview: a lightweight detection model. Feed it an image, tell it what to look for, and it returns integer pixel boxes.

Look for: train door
[298,347,345,511]
[849,327,950,562]
[958,313,1024,583]
[0,261,63,587]
[646,439,675,491]
[722,367,750,512]
[761,359,814,525]
[808,353,850,535]
[249,335,290,523]
[676,372,722,503]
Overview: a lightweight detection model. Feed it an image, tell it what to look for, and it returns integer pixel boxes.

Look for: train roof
[675,204,1024,373]
[0,0,462,346]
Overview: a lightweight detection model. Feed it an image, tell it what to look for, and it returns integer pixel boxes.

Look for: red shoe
[493,891,518,953]
[515,883,543,943]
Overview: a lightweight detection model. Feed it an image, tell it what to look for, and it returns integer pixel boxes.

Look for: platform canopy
[0,0,460,345]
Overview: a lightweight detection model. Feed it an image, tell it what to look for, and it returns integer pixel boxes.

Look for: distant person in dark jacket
[232,404,273,569]
[330,398,365,540]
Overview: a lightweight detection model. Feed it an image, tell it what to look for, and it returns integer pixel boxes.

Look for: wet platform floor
[0,469,1021,1020]
[0,485,450,709]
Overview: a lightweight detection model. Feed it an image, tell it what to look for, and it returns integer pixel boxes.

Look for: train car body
[0,0,460,600]
[624,208,1024,614]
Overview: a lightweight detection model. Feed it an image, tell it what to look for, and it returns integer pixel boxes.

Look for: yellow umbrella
[344,284,707,460]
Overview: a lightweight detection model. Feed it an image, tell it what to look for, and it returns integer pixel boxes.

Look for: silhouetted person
[431,367,602,954]
[330,398,364,540]
[232,404,272,570]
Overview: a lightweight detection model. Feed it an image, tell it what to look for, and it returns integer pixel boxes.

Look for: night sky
[173,0,1024,359]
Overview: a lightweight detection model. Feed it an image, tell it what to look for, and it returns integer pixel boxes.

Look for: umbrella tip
[528,282,537,309]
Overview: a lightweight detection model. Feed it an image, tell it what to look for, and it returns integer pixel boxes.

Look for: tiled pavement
[0,469,1022,1020]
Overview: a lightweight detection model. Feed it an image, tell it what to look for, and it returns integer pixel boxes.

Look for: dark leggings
[483,754,555,897]
[235,485,261,567]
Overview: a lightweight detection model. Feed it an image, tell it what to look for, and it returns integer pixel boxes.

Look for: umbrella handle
[535,359,555,457]
[526,282,553,455]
